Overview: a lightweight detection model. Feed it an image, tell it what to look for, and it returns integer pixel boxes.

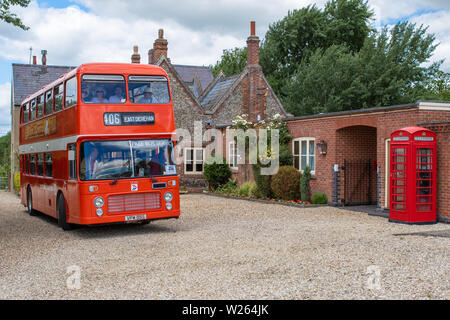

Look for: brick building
[285,102,450,222]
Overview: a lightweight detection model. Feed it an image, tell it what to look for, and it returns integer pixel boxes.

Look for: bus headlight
[96,208,103,217]
[165,203,173,211]
[164,192,173,202]
[94,197,104,208]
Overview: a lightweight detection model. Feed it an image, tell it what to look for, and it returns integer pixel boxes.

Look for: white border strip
[18,132,177,154]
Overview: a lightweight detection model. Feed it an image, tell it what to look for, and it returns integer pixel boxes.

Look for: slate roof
[12,64,75,106]
[172,64,213,93]
[201,75,240,111]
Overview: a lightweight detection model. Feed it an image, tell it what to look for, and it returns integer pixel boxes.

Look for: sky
[0,0,450,135]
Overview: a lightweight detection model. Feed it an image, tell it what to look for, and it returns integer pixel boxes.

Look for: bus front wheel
[26,187,38,216]
[57,195,72,231]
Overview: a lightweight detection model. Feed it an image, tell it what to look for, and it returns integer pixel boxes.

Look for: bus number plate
[104,112,155,126]
[125,214,147,221]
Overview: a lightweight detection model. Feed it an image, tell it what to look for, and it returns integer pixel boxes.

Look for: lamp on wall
[316,140,327,155]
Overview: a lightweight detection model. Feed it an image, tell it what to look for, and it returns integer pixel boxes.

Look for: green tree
[284,21,443,115]
[0,0,30,30]
[259,0,374,98]
[0,132,11,177]
[211,47,247,77]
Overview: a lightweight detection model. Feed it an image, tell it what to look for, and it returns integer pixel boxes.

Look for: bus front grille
[108,193,161,213]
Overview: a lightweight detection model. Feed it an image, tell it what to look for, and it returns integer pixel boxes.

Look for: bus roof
[21,63,169,105]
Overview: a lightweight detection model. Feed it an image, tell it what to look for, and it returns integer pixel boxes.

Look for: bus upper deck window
[45,90,53,115]
[54,84,64,112]
[81,75,126,104]
[23,103,29,124]
[128,75,170,104]
[37,94,44,119]
[29,99,36,121]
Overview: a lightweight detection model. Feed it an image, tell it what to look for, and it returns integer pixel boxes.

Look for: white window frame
[184,147,204,174]
[228,141,239,171]
[292,137,315,174]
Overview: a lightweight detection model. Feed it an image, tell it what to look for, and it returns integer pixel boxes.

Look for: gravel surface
[0,191,448,300]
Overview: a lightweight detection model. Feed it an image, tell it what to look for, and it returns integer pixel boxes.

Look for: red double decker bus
[18,63,180,230]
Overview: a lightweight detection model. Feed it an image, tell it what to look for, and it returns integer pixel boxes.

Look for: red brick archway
[336,125,377,205]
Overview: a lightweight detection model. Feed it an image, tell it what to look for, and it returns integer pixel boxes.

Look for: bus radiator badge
[131,184,138,191]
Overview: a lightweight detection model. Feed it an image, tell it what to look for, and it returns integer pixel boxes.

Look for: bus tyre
[26,187,38,216]
[57,195,72,231]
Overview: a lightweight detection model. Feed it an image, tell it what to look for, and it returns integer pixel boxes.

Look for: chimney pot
[33,56,37,65]
[131,45,141,64]
[247,21,260,66]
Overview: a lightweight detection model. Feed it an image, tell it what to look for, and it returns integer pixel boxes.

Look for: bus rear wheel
[26,187,38,216]
[57,195,72,231]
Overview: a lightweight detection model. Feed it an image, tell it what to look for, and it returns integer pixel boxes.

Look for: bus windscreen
[79,139,176,181]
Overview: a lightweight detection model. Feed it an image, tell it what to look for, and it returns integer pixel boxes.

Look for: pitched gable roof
[12,64,75,106]
[201,74,240,111]
[172,64,213,94]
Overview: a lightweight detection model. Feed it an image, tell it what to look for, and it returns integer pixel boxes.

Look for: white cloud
[0,82,11,135]
[409,10,450,71]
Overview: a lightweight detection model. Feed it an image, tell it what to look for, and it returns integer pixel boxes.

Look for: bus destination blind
[103,112,155,126]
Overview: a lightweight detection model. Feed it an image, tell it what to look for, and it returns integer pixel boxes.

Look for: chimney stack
[131,45,141,64]
[32,56,37,65]
[247,21,260,66]
[149,28,168,64]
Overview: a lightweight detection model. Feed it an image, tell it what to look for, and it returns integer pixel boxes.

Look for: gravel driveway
[0,191,448,299]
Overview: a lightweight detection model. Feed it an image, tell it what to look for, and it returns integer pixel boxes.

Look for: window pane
[30,154,36,175]
[69,144,77,180]
[301,141,307,155]
[30,99,36,121]
[37,153,44,176]
[309,156,315,171]
[65,77,78,108]
[196,163,203,172]
[44,153,52,177]
[45,91,53,115]
[54,84,64,112]
[186,163,193,172]
[195,149,203,162]
[294,141,299,155]
[128,75,170,104]
[23,103,29,123]
[309,140,315,155]
[301,155,307,170]
[185,149,193,161]
[81,74,126,104]
[294,155,299,170]
[37,95,44,119]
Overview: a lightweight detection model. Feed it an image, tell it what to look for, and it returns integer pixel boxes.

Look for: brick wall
[286,106,450,220]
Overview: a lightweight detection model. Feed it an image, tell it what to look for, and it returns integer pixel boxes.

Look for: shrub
[238,181,257,197]
[300,165,311,202]
[253,163,272,198]
[203,157,232,189]
[13,172,20,193]
[278,144,293,166]
[311,192,328,204]
[216,179,238,195]
[270,166,301,200]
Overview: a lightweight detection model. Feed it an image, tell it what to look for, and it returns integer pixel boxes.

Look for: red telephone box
[389,127,437,224]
